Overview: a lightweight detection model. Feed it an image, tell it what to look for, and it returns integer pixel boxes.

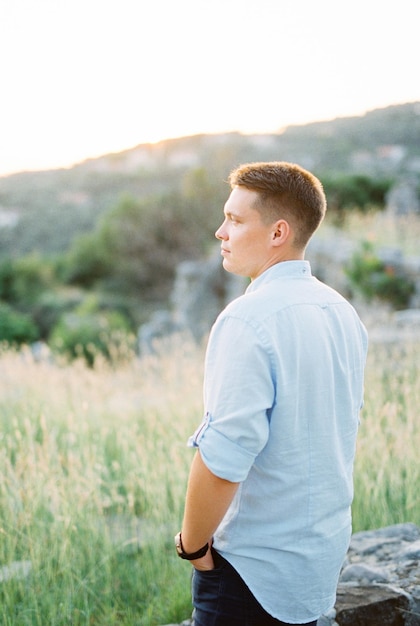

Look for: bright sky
[1,0,419,176]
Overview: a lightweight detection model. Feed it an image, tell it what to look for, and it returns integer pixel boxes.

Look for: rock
[335,584,410,625]
[340,563,391,584]
[397,541,420,561]
[385,177,420,216]
[394,310,420,327]
[139,249,247,352]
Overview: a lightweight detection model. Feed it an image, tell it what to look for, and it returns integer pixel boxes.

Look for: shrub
[29,286,94,340]
[49,298,133,365]
[61,231,111,287]
[322,175,393,226]
[0,301,39,345]
[0,255,55,306]
[344,241,415,308]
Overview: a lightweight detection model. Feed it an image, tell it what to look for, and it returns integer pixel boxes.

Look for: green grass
[0,323,419,624]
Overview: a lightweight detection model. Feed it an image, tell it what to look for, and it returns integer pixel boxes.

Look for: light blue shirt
[188,260,368,623]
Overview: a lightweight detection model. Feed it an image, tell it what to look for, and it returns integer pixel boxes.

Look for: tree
[322,175,393,223]
[64,187,221,301]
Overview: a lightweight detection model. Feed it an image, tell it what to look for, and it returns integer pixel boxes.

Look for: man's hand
[190,545,215,571]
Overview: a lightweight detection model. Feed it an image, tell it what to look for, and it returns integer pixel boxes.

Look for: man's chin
[222,259,246,277]
[222,259,234,273]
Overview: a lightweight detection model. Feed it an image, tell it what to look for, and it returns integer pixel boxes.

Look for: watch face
[174,532,183,555]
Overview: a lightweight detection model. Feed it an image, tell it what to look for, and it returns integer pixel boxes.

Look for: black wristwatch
[174,532,209,560]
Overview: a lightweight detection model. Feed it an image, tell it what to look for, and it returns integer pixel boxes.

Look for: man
[175,162,368,626]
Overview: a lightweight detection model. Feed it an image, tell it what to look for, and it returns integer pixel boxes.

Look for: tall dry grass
[324,209,420,256]
[353,334,420,531]
[0,337,204,625]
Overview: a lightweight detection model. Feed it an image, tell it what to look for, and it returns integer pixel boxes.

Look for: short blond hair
[229,161,327,248]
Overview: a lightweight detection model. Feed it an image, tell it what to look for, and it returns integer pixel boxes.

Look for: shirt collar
[246,260,312,294]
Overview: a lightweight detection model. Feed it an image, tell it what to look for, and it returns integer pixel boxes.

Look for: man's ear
[272,219,290,246]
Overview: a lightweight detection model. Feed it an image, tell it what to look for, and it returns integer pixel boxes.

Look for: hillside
[0,101,419,259]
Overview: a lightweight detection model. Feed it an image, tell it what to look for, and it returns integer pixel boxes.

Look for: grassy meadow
[0,311,419,624]
[0,337,203,625]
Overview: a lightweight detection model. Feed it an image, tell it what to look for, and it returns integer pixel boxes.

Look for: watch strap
[175,532,209,560]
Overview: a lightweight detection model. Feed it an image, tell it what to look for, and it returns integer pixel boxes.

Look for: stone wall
[163,523,420,626]
[139,233,420,352]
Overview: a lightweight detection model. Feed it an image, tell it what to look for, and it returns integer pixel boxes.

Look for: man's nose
[215,221,227,240]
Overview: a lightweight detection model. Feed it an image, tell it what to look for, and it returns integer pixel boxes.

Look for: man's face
[215,186,278,280]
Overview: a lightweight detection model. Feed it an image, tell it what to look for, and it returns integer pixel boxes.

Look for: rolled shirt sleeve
[188,314,274,482]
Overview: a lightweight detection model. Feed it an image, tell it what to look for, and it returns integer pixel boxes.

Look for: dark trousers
[191,551,318,626]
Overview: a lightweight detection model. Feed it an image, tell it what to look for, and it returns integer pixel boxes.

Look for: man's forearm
[181,450,239,554]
